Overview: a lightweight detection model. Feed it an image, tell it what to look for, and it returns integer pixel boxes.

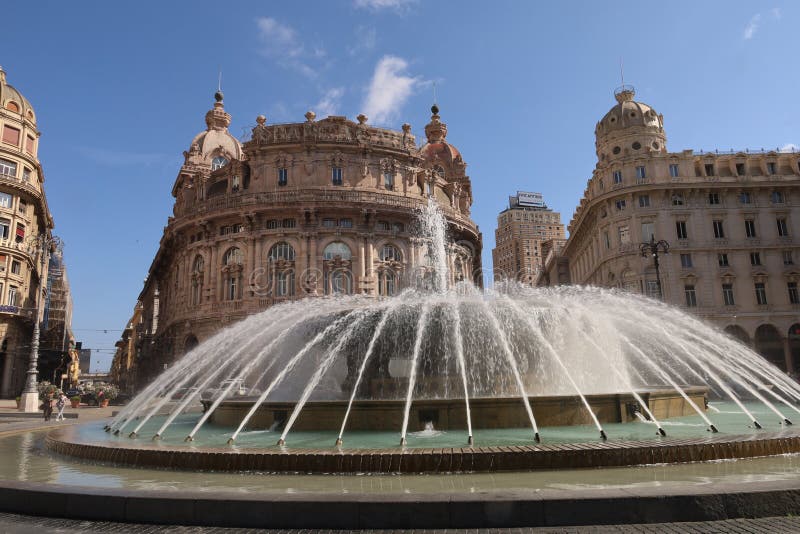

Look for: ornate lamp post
[18,233,63,412]
[640,236,669,300]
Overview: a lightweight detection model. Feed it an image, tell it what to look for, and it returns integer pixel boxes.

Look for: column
[205,245,215,302]
[0,340,13,397]
[783,336,795,374]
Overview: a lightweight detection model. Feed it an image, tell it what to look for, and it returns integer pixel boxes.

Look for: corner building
[127,94,482,387]
[0,67,58,398]
[540,86,800,373]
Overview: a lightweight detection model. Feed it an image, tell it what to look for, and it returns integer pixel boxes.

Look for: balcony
[0,171,41,199]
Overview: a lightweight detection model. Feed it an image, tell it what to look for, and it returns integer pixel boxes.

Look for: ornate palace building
[119,92,482,387]
[0,67,69,398]
[492,192,565,283]
[538,86,800,374]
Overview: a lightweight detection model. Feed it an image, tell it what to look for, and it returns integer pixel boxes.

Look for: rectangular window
[676,220,688,239]
[704,163,714,176]
[718,253,729,267]
[669,164,679,177]
[266,219,279,229]
[635,166,646,180]
[745,219,756,238]
[604,231,610,249]
[708,193,720,205]
[7,286,17,306]
[767,162,777,175]
[684,285,697,307]
[783,250,794,265]
[789,282,799,305]
[777,218,789,237]
[0,158,17,177]
[377,221,390,231]
[615,199,626,211]
[618,225,630,244]
[641,222,654,241]
[645,280,660,299]
[772,191,784,204]
[322,218,336,228]
[0,254,5,271]
[0,192,11,209]
[14,223,24,242]
[680,253,693,268]
[755,282,768,305]
[25,136,34,155]
[17,199,26,214]
[638,195,650,207]
[713,220,725,238]
[10,260,20,275]
[22,168,30,182]
[740,191,752,204]
[736,163,746,176]
[672,194,684,206]
[613,170,622,184]
[2,125,20,146]
[750,252,761,266]
[722,284,735,306]
[331,167,343,186]
[282,218,295,228]
[384,172,394,189]
[278,168,288,186]
[392,222,404,233]
[338,218,353,228]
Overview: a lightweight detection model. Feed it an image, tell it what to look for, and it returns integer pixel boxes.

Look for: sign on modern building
[517,191,544,207]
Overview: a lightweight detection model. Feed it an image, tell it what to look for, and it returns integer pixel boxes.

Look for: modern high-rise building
[113,93,483,389]
[492,192,565,284]
[0,67,69,398]
[538,85,800,373]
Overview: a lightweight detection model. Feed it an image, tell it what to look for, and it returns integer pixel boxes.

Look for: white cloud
[362,56,421,125]
[354,0,416,11]
[347,26,377,57]
[780,143,798,153]
[743,13,761,39]
[314,88,345,117]
[771,7,782,20]
[255,17,322,77]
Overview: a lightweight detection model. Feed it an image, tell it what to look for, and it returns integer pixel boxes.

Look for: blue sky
[1,1,797,371]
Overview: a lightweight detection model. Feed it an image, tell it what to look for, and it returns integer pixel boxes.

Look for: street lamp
[640,235,669,300]
[18,233,63,412]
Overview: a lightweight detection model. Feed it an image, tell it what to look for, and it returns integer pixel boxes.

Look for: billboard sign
[517,191,544,207]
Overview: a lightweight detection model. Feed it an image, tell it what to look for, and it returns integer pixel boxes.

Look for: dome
[419,105,462,164]
[185,92,243,164]
[0,67,36,123]
[594,86,666,163]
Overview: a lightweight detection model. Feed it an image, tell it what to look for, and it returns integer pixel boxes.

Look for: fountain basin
[206,388,708,432]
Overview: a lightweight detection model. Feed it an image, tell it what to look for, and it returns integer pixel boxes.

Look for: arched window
[323,242,352,260]
[222,247,244,300]
[755,324,785,371]
[378,269,397,296]
[380,244,401,262]
[223,247,243,265]
[268,242,295,261]
[433,165,445,180]
[191,255,204,306]
[5,101,19,113]
[212,156,229,171]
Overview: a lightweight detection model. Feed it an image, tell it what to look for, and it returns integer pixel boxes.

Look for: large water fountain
[40,200,800,474]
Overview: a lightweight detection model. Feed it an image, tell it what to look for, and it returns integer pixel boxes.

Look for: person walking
[42,392,54,422]
[55,392,67,421]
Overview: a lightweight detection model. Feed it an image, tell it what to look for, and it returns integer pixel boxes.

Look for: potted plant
[15,396,20,409]
[95,384,118,408]
[70,395,81,408]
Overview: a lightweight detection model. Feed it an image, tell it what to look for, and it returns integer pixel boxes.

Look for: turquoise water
[85,401,795,450]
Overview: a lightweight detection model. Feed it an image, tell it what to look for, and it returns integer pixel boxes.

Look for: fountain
[39,199,800,474]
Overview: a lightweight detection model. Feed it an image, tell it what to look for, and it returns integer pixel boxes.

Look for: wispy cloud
[314,87,345,117]
[743,8,781,40]
[780,143,798,153]
[743,13,761,39]
[78,147,169,167]
[362,55,422,125]
[255,17,323,78]
[347,26,377,57]
[354,0,416,12]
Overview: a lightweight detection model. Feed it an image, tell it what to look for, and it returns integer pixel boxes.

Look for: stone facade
[538,86,800,373]
[492,193,565,283]
[120,94,482,388]
[0,67,59,398]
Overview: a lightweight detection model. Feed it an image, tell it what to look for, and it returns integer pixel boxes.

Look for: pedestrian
[55,392,67,421]
[42,392,54,422]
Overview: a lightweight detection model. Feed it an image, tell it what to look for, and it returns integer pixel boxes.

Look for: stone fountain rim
[44,422,800,474]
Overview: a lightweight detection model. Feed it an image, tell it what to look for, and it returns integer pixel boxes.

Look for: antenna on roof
[620,57,624,87]
[433,81,437,106]
[218,68,222,92]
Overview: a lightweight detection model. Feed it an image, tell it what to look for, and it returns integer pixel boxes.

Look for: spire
[205,86,231,131]
[424,103,447,143]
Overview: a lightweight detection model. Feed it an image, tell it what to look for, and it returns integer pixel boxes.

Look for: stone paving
[0,398,114,437]
[0,513,799,533]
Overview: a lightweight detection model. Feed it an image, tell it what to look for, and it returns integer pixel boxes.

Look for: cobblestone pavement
[0,513,799,533]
